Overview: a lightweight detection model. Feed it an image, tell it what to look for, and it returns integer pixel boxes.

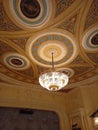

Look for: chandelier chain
[52,52,55,71]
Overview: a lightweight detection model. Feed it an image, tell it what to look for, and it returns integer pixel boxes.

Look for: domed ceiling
[0,0,98,92]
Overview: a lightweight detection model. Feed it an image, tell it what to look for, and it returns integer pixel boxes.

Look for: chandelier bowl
[39,71,69,91]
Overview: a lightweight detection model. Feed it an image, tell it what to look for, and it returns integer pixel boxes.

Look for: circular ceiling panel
[3,53,30,70]
[56,68,75,78]
[37,41,67,62]
[6,0,53,29]
[26,31,77,67]
[82,27,98,51]
[20,0,41,19]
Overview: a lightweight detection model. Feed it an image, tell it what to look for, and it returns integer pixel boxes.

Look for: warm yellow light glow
[39,72,69,91]
[94,117,98,125]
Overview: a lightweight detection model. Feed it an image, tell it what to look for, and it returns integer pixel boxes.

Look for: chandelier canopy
[39,53,69,91]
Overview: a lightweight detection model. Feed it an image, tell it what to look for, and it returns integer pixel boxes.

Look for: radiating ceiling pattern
[26,30,77,67]
[0,0,98,91]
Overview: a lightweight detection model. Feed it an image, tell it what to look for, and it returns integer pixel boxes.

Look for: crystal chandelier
[39,53,69,91]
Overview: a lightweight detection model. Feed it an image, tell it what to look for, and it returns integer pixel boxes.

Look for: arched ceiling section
[0,0,98,91]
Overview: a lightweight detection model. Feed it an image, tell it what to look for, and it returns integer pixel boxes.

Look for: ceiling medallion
[3,53,30,70]
[11,58,23,65]
[26,32,77,67]
[56,68,75,78]
[37,41,67,62]
[39,52,69,91]
[82,27,98,51]
[91,33,98,46]
[5,0,53,29]
[20,0,41,18]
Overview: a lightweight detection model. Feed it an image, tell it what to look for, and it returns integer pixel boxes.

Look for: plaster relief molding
[67,75,98,89]
[69,108,89,130]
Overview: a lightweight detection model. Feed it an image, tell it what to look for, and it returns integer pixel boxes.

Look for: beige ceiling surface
[0,0,98,92]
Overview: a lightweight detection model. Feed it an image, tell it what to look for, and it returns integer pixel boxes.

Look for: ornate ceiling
[0,0,98,92]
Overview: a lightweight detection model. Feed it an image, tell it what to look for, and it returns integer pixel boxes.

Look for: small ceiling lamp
[90,109,98,128]
[39,52,69,91]
[94,117,98,126]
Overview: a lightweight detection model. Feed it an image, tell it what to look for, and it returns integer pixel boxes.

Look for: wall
[0,107,60,130]
[66,88,88,130]
[81,84,98,130]
[66,88,84,113]
[66,82,98,130]
[0,82,70,130]
[0,81,98,130]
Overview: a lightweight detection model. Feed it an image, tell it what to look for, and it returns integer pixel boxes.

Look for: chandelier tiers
[39,52,69,91]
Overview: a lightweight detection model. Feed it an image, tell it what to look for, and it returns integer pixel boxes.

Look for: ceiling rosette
[4,0,53,29]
